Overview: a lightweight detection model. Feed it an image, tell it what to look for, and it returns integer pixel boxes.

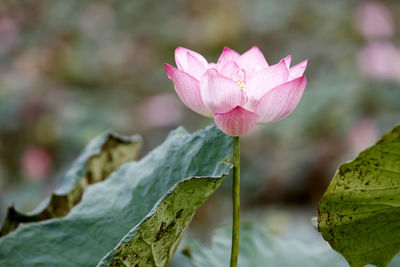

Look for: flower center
[236,80,245,89]
[235,69,246,89]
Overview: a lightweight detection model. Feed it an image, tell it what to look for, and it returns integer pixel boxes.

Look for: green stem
[230,136,240,267]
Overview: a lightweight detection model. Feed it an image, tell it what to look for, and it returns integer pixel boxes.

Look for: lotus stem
[230,136,240,267]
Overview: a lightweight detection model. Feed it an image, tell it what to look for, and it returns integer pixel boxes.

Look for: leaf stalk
[230,136,240,267]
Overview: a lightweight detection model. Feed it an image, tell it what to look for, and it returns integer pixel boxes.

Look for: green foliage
[98,177,227,267]
[318,125,400,267]
[0,131,141,237]
[0,125,232,267]
[185,223,348,267]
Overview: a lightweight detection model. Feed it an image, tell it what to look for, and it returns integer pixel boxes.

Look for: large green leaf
[0,131,141,237]
[318,125,400,267]
[97,176,229,267]
[185,223,348,267]
[0,125,232,266]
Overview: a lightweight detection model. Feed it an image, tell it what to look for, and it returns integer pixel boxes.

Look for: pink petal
[200,68,246,113]
[214,106,259,136]
[175,47,208,70]
[217,47,240,65]
[165,64,212,117]
[280,54,292,69]
[219,61,245,81]
[238,46,269,74]
[255,76,307,124]
[244,61,289,110]
[289,59,308,80]
[185,52,207,80]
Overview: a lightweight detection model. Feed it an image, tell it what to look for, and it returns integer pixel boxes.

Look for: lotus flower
[165,46,307,136]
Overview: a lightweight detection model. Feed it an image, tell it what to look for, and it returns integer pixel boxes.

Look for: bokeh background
[1,0,400,252]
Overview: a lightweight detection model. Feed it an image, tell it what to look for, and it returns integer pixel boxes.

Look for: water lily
[165,47,308,267]
[165,46,307,136]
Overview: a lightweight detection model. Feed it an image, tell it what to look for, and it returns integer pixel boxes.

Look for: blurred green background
[0,0,400,246]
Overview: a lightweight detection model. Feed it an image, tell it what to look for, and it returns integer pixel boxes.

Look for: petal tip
[298,75,307,83]
[277,60,288,66]
[291,75,308,86]
[303,60,308,69]
[300,59,308,67]
[218,47,240,64]
[301,75,307,85]
[280,54,292,68]
[164,63,175,78]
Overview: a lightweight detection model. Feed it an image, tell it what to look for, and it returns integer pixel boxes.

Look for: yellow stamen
[236,80,245,89]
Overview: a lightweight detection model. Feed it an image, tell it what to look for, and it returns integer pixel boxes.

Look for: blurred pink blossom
[165,46,307,136]
[0,17,19,54]
[347,119,378,154]
[355,1,394,39]
[358,41,400,82]
[21,146,52,181]
[138,94,183,128]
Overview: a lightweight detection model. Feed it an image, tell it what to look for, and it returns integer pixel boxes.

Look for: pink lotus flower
[21,146,52,181]
[355,1,394,40]
[165,46,307,136]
